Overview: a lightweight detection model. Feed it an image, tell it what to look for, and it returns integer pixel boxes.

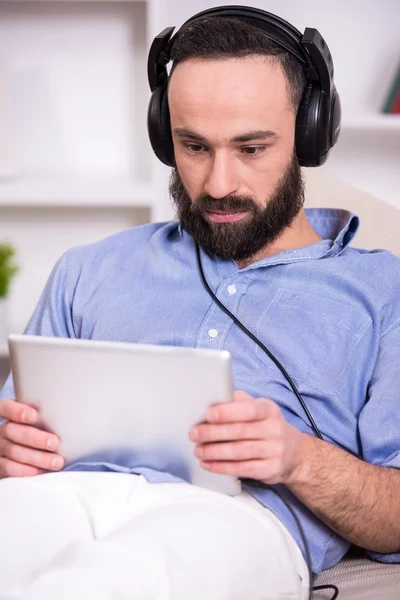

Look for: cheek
[243,150,290,199]
[174,149,204,198]
[260,139,294,174]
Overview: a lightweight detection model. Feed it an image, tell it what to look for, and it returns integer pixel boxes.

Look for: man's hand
[189,390,303,485]
[0,399,64,479]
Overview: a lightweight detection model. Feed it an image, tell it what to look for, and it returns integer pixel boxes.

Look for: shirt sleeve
[0,251,76,404]
[358,321,400,563]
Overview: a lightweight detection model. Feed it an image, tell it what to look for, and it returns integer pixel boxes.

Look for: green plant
[0,243,19,298]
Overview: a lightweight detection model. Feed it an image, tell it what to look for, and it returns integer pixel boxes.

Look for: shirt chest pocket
[255,289,372,395]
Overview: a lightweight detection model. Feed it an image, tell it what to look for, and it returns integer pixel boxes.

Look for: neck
[235,209,323,269]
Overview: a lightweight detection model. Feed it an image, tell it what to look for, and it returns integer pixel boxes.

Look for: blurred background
[0,0,399,385]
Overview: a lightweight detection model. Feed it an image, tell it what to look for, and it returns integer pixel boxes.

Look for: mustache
[192,194,257,214]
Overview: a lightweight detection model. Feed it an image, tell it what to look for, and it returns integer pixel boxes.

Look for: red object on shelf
[391,90,400,114]
[382,63,400,114]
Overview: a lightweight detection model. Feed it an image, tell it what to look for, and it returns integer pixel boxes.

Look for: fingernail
[190,428,199,441]
[51,457,63,470]
[21,410,35,424]
[27,410,36,424]
[46,437,55,450]
[207,409,219,421]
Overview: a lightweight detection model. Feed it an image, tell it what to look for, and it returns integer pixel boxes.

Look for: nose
[203,151,239,199]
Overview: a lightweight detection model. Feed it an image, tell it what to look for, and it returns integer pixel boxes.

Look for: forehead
[168,56,293,140]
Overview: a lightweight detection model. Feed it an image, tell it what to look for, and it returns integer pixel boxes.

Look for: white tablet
[8,334,241,496]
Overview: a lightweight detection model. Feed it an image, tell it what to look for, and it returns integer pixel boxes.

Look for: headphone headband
[179,6,308,65]
[147,5,341,168]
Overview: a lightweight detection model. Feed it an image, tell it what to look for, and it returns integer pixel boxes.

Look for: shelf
[0,178,159,207]
[342,114,400,132]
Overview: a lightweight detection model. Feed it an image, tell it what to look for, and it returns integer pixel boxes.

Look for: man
[1,7,400,600]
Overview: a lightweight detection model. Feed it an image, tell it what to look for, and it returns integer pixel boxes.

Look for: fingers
[0,420,60,452]
[192,392,302,486]
[0,457,46,478]
[190,400,283,448]
[195,439,283,462]
[190,420,270,443]
[200,458,278,482]
[0,400,64,479]
[233,390,254,402]
[0,399,38,425]
[205,396,280,424]
[0,436,64,473]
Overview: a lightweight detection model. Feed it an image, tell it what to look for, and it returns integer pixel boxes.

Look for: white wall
[0,1,157,349]
[0,1,151,182]
[165,0,400,114]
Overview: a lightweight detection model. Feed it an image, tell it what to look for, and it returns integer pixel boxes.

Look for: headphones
[147,5,341,168]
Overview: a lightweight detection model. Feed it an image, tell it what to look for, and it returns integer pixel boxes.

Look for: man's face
[168,56,305,261]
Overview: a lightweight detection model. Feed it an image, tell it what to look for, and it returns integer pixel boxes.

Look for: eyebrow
[173,127,278,144]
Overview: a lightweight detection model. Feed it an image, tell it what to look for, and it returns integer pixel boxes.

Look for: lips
[205,210,248,223]
[208,210,240,215]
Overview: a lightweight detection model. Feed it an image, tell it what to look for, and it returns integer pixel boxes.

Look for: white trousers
[0,472,309,600]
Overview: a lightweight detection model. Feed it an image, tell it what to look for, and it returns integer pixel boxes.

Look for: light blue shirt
[2,208,400,577]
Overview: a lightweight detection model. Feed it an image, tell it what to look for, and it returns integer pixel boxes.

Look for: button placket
[197,280,249,348]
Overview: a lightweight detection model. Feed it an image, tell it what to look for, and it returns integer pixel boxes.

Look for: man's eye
[184,143,205,154]
[241,146,265,156]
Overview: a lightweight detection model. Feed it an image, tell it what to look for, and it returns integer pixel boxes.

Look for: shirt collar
[177,207,360,268]
[305,208,360,257]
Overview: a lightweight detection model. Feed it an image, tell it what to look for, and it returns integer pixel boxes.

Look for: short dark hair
[169,17,306,113]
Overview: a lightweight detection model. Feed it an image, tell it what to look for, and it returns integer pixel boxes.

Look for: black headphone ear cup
[329,86,341,148]
[160,85,175,166]
[295,82,315,167]
[147,81,175,167]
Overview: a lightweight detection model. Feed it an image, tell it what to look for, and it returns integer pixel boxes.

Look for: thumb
[233,390,254,403]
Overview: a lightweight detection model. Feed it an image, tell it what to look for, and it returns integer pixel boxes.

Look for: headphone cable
[195,242,339,600]
[195,243,323,438]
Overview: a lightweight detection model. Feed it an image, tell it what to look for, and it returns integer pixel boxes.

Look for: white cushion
[304,169,400,255]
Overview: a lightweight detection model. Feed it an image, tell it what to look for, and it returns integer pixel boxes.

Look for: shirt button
[208,328,218,339]
[227,284,237,295]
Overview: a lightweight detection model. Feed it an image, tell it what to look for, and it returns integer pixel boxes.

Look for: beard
[169,154,305,262]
